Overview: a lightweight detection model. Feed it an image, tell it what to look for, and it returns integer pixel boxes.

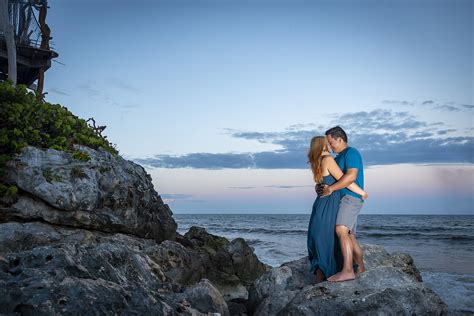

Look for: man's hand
[321,184,333,197]
[316,184,332,197]
[315,183,325,195]
[362,192,369,200]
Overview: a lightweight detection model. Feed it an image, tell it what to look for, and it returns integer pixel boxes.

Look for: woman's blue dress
[307,174,343,277]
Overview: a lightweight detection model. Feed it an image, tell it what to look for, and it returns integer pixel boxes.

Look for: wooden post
[0,0,17,86]
[36,2,50,99]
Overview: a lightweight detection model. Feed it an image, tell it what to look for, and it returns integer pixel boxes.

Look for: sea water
[174,214,474,314]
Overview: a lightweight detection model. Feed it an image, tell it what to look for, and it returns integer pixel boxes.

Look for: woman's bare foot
[356,265,365,274]
[328,271,355,282]
[315,268,326,283]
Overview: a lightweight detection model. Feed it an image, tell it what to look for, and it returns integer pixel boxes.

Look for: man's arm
[320,168,358,197]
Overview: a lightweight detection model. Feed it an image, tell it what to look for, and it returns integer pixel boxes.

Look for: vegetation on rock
[0,80,119,196]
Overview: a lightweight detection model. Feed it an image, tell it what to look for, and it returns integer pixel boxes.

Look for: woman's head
[307,136,329,183]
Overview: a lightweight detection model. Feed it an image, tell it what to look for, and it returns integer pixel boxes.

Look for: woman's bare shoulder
[321,155,334,166]
[321,155,334,162]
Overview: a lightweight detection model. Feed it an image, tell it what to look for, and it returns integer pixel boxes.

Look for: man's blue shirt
[334,146,364,200]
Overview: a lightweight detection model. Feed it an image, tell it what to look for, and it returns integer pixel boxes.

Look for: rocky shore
[0,145,448,315]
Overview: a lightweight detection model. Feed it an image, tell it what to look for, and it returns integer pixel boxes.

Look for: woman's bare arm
[323,156,368,198]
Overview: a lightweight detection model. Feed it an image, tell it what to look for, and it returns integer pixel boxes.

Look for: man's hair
[325,126,348,143]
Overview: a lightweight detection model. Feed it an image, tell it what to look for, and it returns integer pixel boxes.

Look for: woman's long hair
[307,136,328,184]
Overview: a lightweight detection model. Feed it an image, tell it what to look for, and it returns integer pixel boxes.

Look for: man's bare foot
[328,271,355,282]
[327,273,338,282]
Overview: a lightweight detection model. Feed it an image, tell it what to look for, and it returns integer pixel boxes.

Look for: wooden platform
[0,39,59,86]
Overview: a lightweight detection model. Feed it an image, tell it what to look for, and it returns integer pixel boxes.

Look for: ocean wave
[421,271,474,313]
[358,225,471,232]
[179,224,474,244]
[244,238,275,247]
[191,226,474,243]
[217,227,308,235]
[358,232,474,241]
[220,227,474,242]
[266,248,288,256]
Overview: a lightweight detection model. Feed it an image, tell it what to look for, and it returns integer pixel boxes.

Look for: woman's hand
[362,192,369,200]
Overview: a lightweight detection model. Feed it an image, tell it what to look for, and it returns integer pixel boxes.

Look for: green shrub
[71,166,88,179]
[42,167,63,183]
[0,183,18,196]
[72,150,90,162]
[0,80,120,196]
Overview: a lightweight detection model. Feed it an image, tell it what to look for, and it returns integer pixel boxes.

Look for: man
[317,126,366,282]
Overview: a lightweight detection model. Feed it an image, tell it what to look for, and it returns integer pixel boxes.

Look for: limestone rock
[0,222,174,315]
[0,221,267,315]
[248,244,448,315]
[2,145,176,242]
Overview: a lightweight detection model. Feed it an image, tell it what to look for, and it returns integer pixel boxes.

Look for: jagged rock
[1,145,176,242]
[0,222,174,315]
[248,244,448,315]
[248,264,297,315]
[227,298,250,316]
[361,244,423,282]
[0,221,267,315]
[185,226,271,300]
[147,226,271,301]
[182,279,230,316]
[144,239,199,285]
[156,279,231,316]
[225,237,270,286]
[279,267,445,315]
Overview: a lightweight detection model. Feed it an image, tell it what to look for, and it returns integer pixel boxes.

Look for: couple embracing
[307,126,368,283]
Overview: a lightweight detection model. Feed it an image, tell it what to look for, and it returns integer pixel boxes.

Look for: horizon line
[172,213,474,216]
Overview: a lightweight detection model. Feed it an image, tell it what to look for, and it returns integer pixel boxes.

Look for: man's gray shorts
[336,195,364,235]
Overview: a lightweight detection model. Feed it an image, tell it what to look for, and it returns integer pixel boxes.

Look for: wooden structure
[0,0,58,94]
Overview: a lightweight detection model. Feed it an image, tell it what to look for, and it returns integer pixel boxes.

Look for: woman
[307,136,368,283]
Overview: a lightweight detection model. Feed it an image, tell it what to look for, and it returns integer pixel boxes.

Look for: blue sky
[44,0,473,214]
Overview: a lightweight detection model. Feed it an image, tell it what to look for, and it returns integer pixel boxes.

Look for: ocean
[174,214,474,314]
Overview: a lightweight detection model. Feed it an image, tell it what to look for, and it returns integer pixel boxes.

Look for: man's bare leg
[328,225,355,282]
[350,234,365,274]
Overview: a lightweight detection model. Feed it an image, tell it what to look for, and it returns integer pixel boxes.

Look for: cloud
[286,123,323,131]
[356,136,473,166]
[134,109,474,169]
[412,131,433,138]
[437,129,456,135]
[79,82,139,110]
[332,109,427,132]
[227,185,313,189]
[139,152,256,169]
[79,83,101,97]
[433,104,461,112]
[384,99,472,112]
[264,185,314,189]
[160,194,193,199]
[382,100,415,106]
[49,87,70,96]
[109,77,140,93]
[159,193,206,203]
[227,186,257,189]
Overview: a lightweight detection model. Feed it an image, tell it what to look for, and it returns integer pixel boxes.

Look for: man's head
[325,126,348,154]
